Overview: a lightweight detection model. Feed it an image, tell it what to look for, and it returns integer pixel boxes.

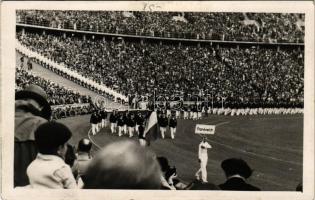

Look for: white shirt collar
[37,153,64,161]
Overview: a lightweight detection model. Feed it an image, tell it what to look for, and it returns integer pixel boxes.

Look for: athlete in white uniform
[195,137,212,183]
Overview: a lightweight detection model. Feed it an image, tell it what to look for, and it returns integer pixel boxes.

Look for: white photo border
[1,1,314,200]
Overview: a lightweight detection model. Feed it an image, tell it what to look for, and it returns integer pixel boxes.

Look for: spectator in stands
[218,158,261,191]
[83,140,161,189]
[26,121,77,189]
[27,58,33,71]
[17,29,304,110]
[72,138,93,188]
[14,84,51,187]
[16,69,89,107]
[17,10,304,43]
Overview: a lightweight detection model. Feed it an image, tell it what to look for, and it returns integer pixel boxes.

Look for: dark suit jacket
[219,177,261,191]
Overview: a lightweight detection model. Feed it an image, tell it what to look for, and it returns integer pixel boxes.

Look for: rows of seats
[17,31,304,108]
[16,10,304,43]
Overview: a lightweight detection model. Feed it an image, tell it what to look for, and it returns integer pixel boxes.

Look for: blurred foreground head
[221,158,253,179]
[83,140,161,189]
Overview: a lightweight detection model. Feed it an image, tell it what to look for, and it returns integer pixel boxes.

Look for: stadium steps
[17,52,124,109]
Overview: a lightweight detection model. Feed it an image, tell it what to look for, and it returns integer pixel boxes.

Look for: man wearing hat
[27,121,77,189]
[218,158,261,191]
[14,84,52,187]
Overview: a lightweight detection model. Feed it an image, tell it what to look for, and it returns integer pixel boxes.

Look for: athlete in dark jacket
[169,116,177,139]
[117,115,125,137]
[109,111,117,134]
[127,114,136,137]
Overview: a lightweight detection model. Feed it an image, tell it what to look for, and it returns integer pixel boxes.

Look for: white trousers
[102,119,106,128]
[193,112,198,120]
[118,126,124,136]
[195,157,208,182]
[170,127,176,139]
[139,139,147,146]
[184,111,188,119]
[176,111,180,118]
[111,123,117,133]
[91,124,97,135]
[160,127,166,139]
[124,125,128,134]
[128,127,134,137]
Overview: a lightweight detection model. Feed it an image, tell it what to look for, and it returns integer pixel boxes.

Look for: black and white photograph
[1,1,314,200]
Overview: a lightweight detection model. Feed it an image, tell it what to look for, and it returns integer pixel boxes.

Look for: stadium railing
[16,22,304,46]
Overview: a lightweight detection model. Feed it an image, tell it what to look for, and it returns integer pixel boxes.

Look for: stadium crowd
[16,68,91,105]
[15,68,93,119]
[17,31,304,109]
[16,10,304,43]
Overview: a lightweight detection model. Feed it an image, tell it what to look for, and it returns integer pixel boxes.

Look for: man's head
[34,121,72,159]
[83,140,161,189]
[221,158,253,179]
[78,138,92,153]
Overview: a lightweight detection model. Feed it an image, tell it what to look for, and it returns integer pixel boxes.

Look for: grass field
[58,113,303,191]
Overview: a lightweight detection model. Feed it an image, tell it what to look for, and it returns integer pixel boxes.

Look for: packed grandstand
[15,10,305,119]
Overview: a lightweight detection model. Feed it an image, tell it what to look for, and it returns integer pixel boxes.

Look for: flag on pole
[144,111,159,144]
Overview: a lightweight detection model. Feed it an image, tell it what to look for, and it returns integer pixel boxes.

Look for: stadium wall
[16,24,304,49]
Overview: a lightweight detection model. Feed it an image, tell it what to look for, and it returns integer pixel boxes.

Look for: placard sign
[195,124,216,135]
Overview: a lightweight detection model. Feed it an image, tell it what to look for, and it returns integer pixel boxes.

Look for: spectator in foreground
[27,122,77,189]
[14,84,51,187]
[218,158,261,191]
[157,156,188,190]
[72,138,93,188]
[83,140,161,189]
